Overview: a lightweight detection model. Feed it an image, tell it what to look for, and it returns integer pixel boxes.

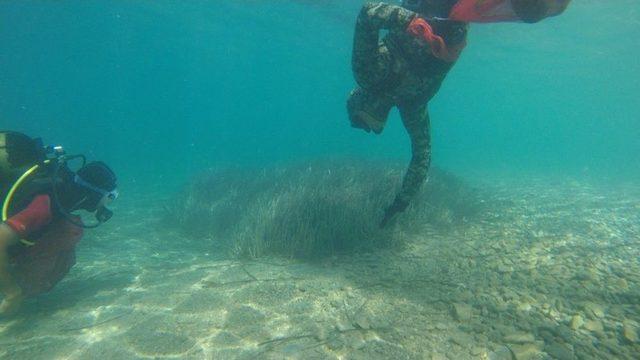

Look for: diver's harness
[2,145,114,243]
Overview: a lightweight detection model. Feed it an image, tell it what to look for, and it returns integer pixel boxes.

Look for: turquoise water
[2,1,638,186]
[1,1,639,359]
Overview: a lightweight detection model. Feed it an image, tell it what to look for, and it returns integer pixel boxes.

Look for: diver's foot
[352,111,385,134]
[0,293,24,317]
[350,115,372,133]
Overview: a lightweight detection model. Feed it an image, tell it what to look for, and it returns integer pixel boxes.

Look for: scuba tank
[0,131,48,209]
[1,131,116,230]
[1,131,46,181]
[1,131,53,246]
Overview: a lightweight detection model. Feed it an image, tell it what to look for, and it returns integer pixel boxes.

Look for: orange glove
[407,17,462,62]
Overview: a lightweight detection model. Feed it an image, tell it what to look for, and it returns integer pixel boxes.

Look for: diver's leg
[348,11,394,135]
[351,4,394,90]
[395,103,432,206]
[0,224,22,316]
[349,3,416,134]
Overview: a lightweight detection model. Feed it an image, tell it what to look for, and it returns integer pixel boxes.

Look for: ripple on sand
[225,305,270,341]
[79,339,145,360]
[125,317,198,356]
[3,336,79,360]
[231,281,298,307]
[173,289,227,314]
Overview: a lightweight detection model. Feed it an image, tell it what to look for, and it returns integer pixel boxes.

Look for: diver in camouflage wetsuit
[347,1,467,227]
[348,0,570,227]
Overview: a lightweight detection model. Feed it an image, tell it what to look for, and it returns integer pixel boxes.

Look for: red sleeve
[5,194,53,238]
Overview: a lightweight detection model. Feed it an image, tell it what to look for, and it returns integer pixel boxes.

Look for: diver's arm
[0,195,52,304]
[382,104,432,226]
[398,104,432,205]
[0,224,21,298]
[358,2,416,31]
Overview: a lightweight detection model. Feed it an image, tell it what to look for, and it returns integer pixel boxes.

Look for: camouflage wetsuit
[347,2,467,218]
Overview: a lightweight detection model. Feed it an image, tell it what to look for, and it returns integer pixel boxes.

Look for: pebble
[488,345,513,360]
[315,328,327,341]
[537,329,554,344]
[502,289,518,301]
[494,299,509,312]
[354,314,370,330]
[471,347,486,356]
[545,308,562,321]
[553,325,574,343]
[517,302,532,312]
[583,320,604,335]
[450,333,473,348]
[508,343,542,360]
[452,303,472,322]
[336,320,351,332]
[574,270,598,282]
[569,315,584,330]
[326,334,344,350]
[503,332,535,344]
[622,322,638,343]
[613,278,629,290]
[608,306,625,319]
[544,341,574,360]
[599,338,622,356]
[583,302,605,319]
[345,332,366,349]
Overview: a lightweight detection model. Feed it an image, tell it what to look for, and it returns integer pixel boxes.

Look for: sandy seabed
[1,177,638,360]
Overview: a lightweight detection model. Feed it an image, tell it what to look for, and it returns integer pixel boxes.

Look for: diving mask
[73,173,118,223]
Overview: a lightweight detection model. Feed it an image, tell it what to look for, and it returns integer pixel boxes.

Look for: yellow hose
[2,163,47,246]
[2,164,41,221]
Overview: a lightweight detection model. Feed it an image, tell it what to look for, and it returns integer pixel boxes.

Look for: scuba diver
[347,0,570,227]
[0,131,118,316]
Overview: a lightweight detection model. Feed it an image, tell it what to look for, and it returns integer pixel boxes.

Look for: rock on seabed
[622,322,638,343]
[452,303,473,322]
